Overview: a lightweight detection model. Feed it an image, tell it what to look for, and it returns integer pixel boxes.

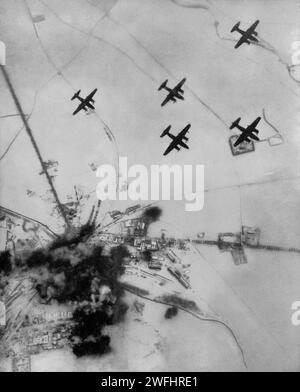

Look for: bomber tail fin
[231,22,240,33]
[158,80,168,91]
[230,117,241,130]
[160,125,171,138]
[71,90,81,101]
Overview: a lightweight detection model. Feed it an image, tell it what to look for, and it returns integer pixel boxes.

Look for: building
[241,226,261,246]
[120,218,148,237]
[134,238,142,248]
[28,332,50,347]
[148,261,162,270]
[167,266,190,289]
[27,323,73,354]
[112,235,125,245]
[143,239,159,251]
[125,205,141,215]
[166,250,180,264]
[218,233,242,251]
[109,210,122,220]
[12,354,31,372]
[0,205,56,253]
[229,135,255,156]
[231,248,248,266]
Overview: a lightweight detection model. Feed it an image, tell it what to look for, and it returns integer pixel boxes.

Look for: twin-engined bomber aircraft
[161,124,191,156]
[231,20,260,49]
[159,78,186,107]
[71,88,98,115]
[230,117,261,147]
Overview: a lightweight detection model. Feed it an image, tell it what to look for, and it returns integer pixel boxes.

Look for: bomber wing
[86,88,97,102]
[173,78,186,94]
[161,93,173,107]
[247,20,260,36]
[163,140,180,156]
[234,35,249,49]
[73,102,87,116]
[248,116,261,130]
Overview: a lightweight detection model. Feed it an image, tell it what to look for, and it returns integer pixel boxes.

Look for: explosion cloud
[142,207,162,224]
[165,306,179,319]
[1,224,130,357]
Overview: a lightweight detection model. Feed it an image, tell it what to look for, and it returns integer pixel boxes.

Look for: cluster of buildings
[133,238,159,251]
[10,322,72,371]
[26,322,73,355]
[21,310,73,328]
[98,217,194,288]
[98,217,150,245]
[0,205,56,254]
[217,226,261,265]
[99,223,189,253]
[12,354,31,372]
[120,218,148,238]
[109,205,142,221]
[217,226,261,250]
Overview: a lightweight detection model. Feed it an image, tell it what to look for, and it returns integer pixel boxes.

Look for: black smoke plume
[165,306,178,319]
[0,251,12,275]
[142,207,162,224]
[5,224,130,357]
[141,207,162,236]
